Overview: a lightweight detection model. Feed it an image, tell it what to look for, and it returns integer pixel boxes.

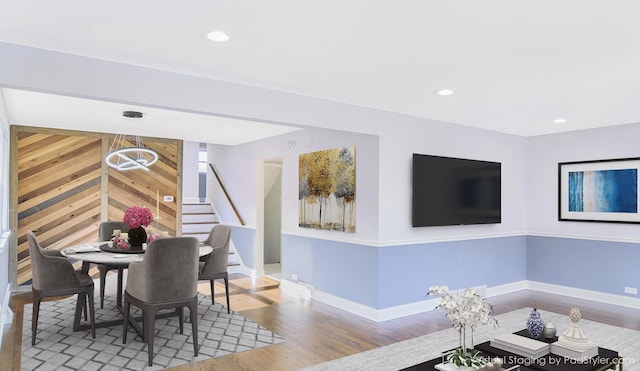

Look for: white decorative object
[550,307,598,360]
[491,333,550,358]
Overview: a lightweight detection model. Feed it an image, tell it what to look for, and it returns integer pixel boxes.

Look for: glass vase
[458,326,476,352]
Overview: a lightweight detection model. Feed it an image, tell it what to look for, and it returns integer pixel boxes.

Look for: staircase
[182,202,219,241]
[182,201,241,272]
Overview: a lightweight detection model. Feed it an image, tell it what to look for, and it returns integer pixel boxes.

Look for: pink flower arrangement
[123,206,154,229]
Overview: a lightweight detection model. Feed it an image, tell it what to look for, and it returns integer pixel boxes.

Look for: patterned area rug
[302,307,640,371]
[22,293,285,370]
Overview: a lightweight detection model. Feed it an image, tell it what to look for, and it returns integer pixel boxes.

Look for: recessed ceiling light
[206,31,230,42]
[554,118,567,124]
[436,89,454,96]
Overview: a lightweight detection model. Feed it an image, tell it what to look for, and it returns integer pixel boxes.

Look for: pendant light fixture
[105,111,159,171]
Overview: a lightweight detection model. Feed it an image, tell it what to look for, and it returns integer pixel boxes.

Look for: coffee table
[401,330,622,371]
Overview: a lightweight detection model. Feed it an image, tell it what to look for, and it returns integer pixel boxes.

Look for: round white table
[61,241,213,332]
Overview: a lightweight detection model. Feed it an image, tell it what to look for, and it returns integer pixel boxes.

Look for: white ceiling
[1,1,640,137]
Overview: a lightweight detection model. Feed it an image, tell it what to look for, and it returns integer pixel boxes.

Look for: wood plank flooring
[2,275,639,370]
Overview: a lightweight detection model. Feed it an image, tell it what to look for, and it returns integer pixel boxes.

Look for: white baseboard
[487,280,528,297]
[526,281,640,309]
[1,284,12,349]
[277,279,640,322]
[229,264,257,278]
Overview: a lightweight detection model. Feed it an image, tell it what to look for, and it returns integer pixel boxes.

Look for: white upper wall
[527,122,640,242]
[208,127,380,243]
[374,118,528,244]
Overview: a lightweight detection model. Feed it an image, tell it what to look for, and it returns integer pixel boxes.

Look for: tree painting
[299,146,356,232]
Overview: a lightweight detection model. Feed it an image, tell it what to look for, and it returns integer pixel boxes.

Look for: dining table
[60,240,213,335]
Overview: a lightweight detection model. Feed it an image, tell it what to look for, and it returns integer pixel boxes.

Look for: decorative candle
[113,229,121,237]
[120,232,129,239]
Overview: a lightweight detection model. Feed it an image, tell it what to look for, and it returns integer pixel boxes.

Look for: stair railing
[208,163,245,226]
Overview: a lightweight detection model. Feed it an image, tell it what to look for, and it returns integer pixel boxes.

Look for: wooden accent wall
[12,126,182,286]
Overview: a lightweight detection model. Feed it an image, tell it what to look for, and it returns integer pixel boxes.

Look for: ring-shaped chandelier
[105,111,159,171]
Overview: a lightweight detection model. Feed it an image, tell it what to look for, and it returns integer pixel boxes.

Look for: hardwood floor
[2,275,640,370]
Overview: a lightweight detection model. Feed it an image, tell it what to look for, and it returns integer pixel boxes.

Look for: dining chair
[97,221,129,308]
[122,236,200,366]
[199,224,232,313]
[27,231,96,345]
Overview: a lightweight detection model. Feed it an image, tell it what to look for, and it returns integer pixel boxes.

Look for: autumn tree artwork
[299,146,356,232]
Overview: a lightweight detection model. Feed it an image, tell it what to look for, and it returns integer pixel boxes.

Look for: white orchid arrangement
[428,285,498,369]
[428,285,498,330]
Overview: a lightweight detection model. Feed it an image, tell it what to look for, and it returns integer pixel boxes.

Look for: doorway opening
[263,159,282,280]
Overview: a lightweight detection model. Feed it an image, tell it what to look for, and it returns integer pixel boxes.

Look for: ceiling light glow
[554,118,567,124]
[436,89,454,96]
[207,31,230,42]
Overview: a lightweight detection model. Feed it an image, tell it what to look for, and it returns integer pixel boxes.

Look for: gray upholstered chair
[27,231,96,345]
[97,221,129,308]
[122,237,200,366]
[199,224,232,313]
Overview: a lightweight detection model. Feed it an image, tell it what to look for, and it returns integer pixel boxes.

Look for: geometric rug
[22,293,285,371]
[302,307,640,371]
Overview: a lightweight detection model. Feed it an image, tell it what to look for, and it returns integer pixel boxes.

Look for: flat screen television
[412,154,501,227]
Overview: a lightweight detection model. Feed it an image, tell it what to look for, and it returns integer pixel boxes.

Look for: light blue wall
[378,236,528,308]
[282,234,379,307]
[230,227,257,269]
[527,236,640,296]
[282,234,527,309]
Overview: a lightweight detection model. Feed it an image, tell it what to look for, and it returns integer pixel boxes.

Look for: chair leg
[122,297,130,344]
[190,299,199,357]
[87,289,96,339]
[73,290,87,332]
[209,279,215,305]
[178,307,184,334]
[224,276,230,314]
[144,308,157,366]
[99,265,107,309]
[31,293,42,346]
[83,297,88,321]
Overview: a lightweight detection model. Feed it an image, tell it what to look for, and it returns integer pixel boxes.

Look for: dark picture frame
[558,158,640,223]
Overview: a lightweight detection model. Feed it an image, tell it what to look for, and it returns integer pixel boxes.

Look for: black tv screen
[412,154,501,227]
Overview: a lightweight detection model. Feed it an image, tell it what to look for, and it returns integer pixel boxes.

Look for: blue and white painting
[568,169,637,213]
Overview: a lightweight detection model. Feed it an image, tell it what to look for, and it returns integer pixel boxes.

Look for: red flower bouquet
[123,206,154,229]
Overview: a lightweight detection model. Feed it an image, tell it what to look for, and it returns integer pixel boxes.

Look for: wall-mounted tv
[412,154,501,227]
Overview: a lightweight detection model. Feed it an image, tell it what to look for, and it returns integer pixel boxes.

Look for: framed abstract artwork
[299,146,356,232]
[558,158,640,223]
